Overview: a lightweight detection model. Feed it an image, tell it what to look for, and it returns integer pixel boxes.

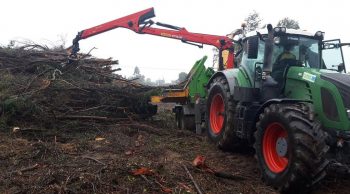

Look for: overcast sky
[1,0,349,82]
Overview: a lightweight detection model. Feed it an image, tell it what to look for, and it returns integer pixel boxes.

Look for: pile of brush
[0,43,157,129]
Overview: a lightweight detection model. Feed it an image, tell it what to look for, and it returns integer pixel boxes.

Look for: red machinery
[70,7,235,70]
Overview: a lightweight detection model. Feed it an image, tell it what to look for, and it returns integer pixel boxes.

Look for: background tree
[277,17,300,29]
[131,66,145,83]
[212,11,261,67]
[244,10,262,32]
[177,72,188,83]
[133,66,140,76]
[145,78,152,84]
[155,78,165,86]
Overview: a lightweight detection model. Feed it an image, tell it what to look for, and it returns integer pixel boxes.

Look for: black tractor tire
[254,103,329,193]
[206,76,241,151]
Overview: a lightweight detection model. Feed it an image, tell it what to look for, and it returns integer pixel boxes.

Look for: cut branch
[183,164,203,194]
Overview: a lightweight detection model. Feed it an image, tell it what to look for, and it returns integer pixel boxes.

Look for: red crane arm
[79,8,155,39]
[70,7,235,69]
[141,27,233,50]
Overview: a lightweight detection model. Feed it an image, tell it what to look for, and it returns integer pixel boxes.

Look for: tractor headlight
[347,109,350,119]
[274,27,286,36]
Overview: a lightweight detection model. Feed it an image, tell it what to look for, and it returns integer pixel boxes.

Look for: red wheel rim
[263,122,288,173]
[210,94,225,134]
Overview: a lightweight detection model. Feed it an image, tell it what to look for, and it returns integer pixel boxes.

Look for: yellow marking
[161,33,172,37]
[151,88,189,103]
[151,96,163,103]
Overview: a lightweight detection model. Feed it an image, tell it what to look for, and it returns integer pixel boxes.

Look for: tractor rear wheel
[206,76,241,150]
[254,103,329,193]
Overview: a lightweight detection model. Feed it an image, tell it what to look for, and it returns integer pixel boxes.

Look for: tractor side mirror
[247,36,259,59]
[338,63,345,72]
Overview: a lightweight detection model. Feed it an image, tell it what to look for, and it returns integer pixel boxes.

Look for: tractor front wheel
[254,103,329,193]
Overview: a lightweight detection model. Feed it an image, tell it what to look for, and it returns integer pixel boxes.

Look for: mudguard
[207,69,238,96]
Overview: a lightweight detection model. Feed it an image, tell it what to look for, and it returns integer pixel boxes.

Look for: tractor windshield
[272,35,321,69]
[239,34,331,85]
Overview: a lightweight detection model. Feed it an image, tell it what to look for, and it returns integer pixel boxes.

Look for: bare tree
[133,66,140,75]
[277,17,300,29]
[244,10,262,32]
[131,66,145,83]
[178,72,188,83]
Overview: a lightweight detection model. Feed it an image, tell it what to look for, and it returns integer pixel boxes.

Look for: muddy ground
[0,104,349,194]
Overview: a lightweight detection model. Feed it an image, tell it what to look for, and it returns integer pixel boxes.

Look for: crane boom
[70,7,235,69]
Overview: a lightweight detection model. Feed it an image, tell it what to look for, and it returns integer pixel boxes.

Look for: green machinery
[158,25,350,193]
[68,6,350,192]
[151,56,214,131]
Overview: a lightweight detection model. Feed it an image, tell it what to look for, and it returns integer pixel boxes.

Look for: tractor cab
[236,27,347,100]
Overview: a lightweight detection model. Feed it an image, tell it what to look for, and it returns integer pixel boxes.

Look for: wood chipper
[150,56,214,132]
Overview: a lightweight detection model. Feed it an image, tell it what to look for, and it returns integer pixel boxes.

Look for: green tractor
[205,24,350,192]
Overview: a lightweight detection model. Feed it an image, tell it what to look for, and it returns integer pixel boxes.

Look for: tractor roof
[245,28,315,38]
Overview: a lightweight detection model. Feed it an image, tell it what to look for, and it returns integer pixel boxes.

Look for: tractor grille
[321,73,350,109]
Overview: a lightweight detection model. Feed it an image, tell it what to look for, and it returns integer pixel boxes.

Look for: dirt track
[0,105,349,194]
